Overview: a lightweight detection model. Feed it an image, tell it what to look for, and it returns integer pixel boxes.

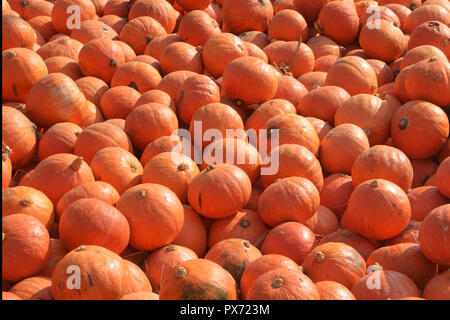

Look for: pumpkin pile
[2,0,450,301]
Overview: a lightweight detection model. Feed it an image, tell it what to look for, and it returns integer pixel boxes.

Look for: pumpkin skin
[367,59,395,87]
[325,56,378,96]
[156,70,197,101]
[144,34,182,61]
[177,10,220,46]
[27,15,56,41]
[268,9,308,42]
[246,98,296,132]
[75,76,109,108]
[121,291,159,300]
[176,0,211,11]
[359,4,400,26]
[26,73,89,129]
[411,159,439,188]
[37,239,69,278]
[273,75,308,107]
[125,103,179,151]
[422,270,450,300]
[409,21,450,58]
[159,258,237,300]
[319,123,370,175]
[51,0,96,34]
[90,147,143,195]
[74,122,133,165]
[316,1,360,46]
[36,38,83,61]
[2,48,48,103]
[307,117,332,142]
[159,41,203,74]
[142,244,198,291]
[297,86,350,124]
[2,214,50,282]
[122,259,153,295]
[205,239,262,283]
[359,19,405,63]
[302,242,366,289]
[103,0,133,18]
[366,243,438,289]
[240,254,300,299]
[2,15,37,50]
[260,144,323,192]
[419,204,450,265]
[319,173,354,219]
[78,38,126,84]
[341,179,412,241]
[306,35,341,59]
[385,220,421,246]
[2,186,55,231]
[238,30,271,49]
[405,58,450,107]
[51,245,129,300]
[116,183,184,251]
[21,154,94,206]
[246,267,320,300]
[261,222,315,265]
[111,61,161,94]
[2,150,12,190]
[9,276,53,300]
[315,280,356,300]
[188,164,252,219]
[304,205,340,240]
[177,74,221,124]
[44,56,82,81]
[202,32,248,79]
[351,269,420,300]
[142,152,199,203]
[135,90,175,112]
[400,45,449,70]
[99,15,127,34]
[120,17,167,55]
[58,198,130,254]
[140,135,197,167]
[258,176,320,228]
[99,86,140,120]
[70,20,118,44]
[222,0,273,34]
[172,206,208,257]
[404,4,450,34]
[351,145,413,192]
[391,100,449,160]
[408,186,448,221]
[128,0,178,33]
[2,106,38,169]
[2,292,22,300]
[436,157,450,198]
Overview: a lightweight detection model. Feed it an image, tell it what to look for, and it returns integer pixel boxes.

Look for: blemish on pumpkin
[128,81,138,91]
[146,36,153,44]
[271,277,283,289]
[239,219,250,228]
[181,282,229,300]
[198,193,202,208]
[12,84,18,97]
[87,273,94,286]
[19,198,32,207]
[443,226,448,232]
[109,59,117,67]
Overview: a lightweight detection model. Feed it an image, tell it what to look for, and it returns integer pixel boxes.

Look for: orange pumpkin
[408,21,450,59]
[408,186,448,221]
[51,0,96,34]
[37,239,69,278]
[304,205,340,240]
[144,34,182,61]
[156,70,197,101]
[99,15,127,34]
[122,259,153,295]
[140,135,197,167]
[75,76,109,107]
[159,41,203,74]
[177,9,220,46]
[400,45,448,70]
[319,173,354,219]
[27,15,56,41]
[273,75,308,107]
[367,59,395,87]
[103,0,133,18]
[135,89,175,112]
[436,157,450,197]
[306,35,341,58]
[2,15,37,50]
[9,276,53,300]
[222,0,273,34]
[172,206,208,257]
[128,0,178,33]
[111,61,161,93]
[245,98,296,132]
[99,86,140,120]
[268,9,309,42]
[404,4,450,34]
[422,270,450,300]
[315,281,356,300]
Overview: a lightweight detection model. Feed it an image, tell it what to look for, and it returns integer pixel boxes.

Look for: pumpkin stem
[271,277,284,289]
[70,157,83,171]
[341,229,352,237]
[175,266,188,279]
[177,163,187,171]
[243,240,251,248]
[19,198,32,207]
[128,81,138,91]
[369,180,379,188]
[398,118,408,130]
[57,39,67,44]
[166,244,176,252]
[206,165,215,172]
[409,3,417,10]
[129,164,137,173]
[75,245,86,252]
[6,50,16,58]
[2,232,5,241]
[315,251,325,262]
[109,59,117,67]
[136,190,146,199]
[363,128,371,137]
[428,57,438,62]
[239,219,250,228]
[195,45,202,52]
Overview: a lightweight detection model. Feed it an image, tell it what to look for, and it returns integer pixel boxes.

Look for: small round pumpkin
[222,0,273,34]
[408,186,448,221]
[436,157,450,198]
[122,259,152,295]
[315,281,356,300]
[408,21,450,58]
[119,16,166,55]
[177,9,220,46]
[128,0,178,33]
[99,86,140,120]
[304,206,340,240]
[51,0,96,34]
[2,15,37,50]
[172,206,208,257]
[273,75,308,107]
[9,276,53,300]
[422,270,450,300]
[36,239,69,278]
[160,41,203,74]
[319,173,354,219]
[111,61,161,93]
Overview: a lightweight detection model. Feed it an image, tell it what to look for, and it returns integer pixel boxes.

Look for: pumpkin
[222,0,273,34]
[273,75,308,107]
[422,270,450,300]
[315,281,356,300]
[177,74,221,124]
[9,276,53,300]
[2,292,22,300]
[341,179,411,241]
[240,254,300,299]
[2,214,50,282]
[385,220,421,246]
[221,56,278,106]
[268,9,309,42]
[99,86,140,120]
[135,90,175,112]
[418,204,450,265]
[304,205,340,240]
[99,15,127,34]
[177,10,220,46]
[75,76,109,108]
[2,15,37,50]
[51,0,96,34]
[122,259,152,295]
[297,85,351,124]
[78,38,126,84]
[70,20,118,44]
[103,0,133,18]
[366,243,438,289]
[172,206,208,257]
[144,34,182,61]
[156,70,197,101]
[319,123,370,174]
[160,41,203,75]
[51,245,128,300]
[37,239,69,278]
[2,149,12,190]
[208,209,269,250]
[316,1,360,46]
[125,103,178,151]
[128,0,178,33]
[302,242,366,289]
[114,40,137,62]
[121,291,159,300]
[2,186,54,231]
[260,144,323,191]
[351,145,413,192]
[140,135,197,167]
[360,5,400,27]
[80,100,105,128]
[116,183,184,250]
[436,157,450,197]
[44,56,82,81]
[351,268,420,300]
[58,198,130,253]
[90,147,143,195]
[258,176,320,227]
[261,222,315,265]
[246,98,296,132]
[142,151,199,203]
[176,0,211,11]
[325,56,378,96]
[246,267,319,300]
[314,55,339,72]
[377,0,422,11]
[408,21,450,58]
[27,15,56,41]
[408,186,448,221]
[2,106,38,169]
[367,59,395,87]
[110,61,161,94]
[306,35,341,58]
[37,38,82,61]
[424,0,450,11]
[188,164,252,219]
[404,4,450,34]
[263,40,315,78]
[400,45,448,70]
[319,173,355,219]
[238,30,271,49]
[391,100,449,159]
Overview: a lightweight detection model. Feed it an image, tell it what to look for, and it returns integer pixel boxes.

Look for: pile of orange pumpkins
[2,0,450,300]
